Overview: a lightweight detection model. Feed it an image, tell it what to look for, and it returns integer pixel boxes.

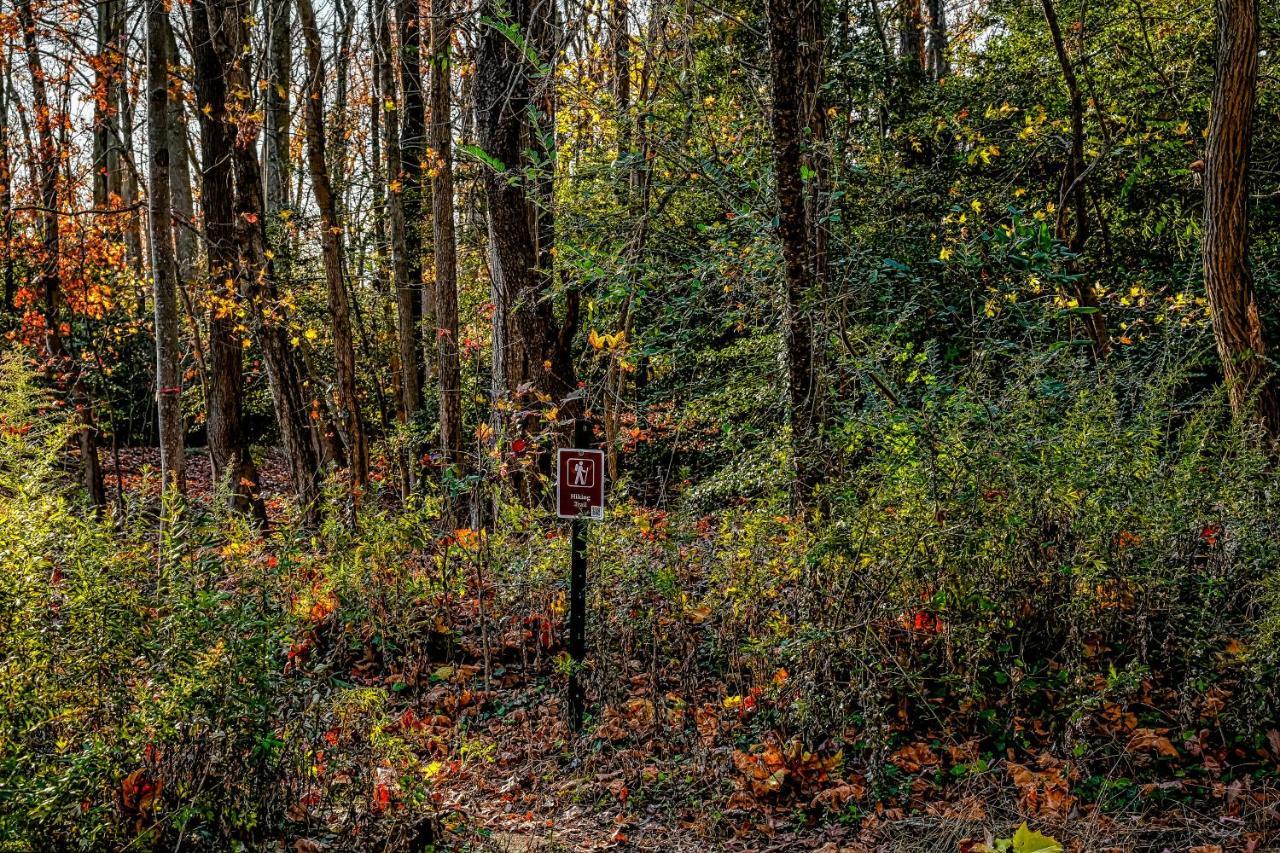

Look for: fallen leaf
[1012,822,1062,853]
[1126,728,1180,759]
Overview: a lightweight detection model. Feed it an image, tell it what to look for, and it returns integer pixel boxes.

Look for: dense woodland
[2,0,1280,848]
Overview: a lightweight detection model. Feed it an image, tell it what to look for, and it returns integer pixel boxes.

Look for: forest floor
[99,449,1280,853]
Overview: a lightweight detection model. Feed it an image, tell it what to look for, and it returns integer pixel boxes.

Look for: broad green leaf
[458,144,506,173]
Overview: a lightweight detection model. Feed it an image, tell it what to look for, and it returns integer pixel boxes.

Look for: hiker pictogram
[557,449,605,520]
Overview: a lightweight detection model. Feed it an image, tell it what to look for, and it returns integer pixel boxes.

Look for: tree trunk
[0,52,12,314]
[1041,0,1109,356]
[264,0,291,217]
[767,0,823,504]
[331,0,357,215]
[396,0,427,419]
[165,17,197,286]
[118,48,146,282]
[143,0,186,496]
[610,0,632,188]
[377,0,414,493]
[1202,0,1278,438]
[93,0,119,210]
[476,0,573,406]
[298,0,370,492]
[192,0,267,521]
[431,0,463,479]
[924,0,947,80]
[897,0,924,76]
[200,0,318,522]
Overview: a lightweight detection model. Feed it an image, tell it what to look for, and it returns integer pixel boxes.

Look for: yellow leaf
[1012,823,1062,853]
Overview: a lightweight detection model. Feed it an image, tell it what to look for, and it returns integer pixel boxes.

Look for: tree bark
[143,0,186,496]
[264,0,292,218]
[192,0,267,521]
[610,0,632,188]
[0,52,12,314]
[164,18,197,288]
[1202,0,1278,438]
[476,0,574,406]
[897,0,924,77]
[767,0,823,504]
[298,0,370,492]
[118,46,146,281]
[377,0,414,494]
[396,0,428,419]
[93,0,120,210]
[1041,0,1109,356]
[431,0,463,479]
[924,0,947,81]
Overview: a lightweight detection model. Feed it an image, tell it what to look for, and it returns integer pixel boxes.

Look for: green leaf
[1012,822,1062,853]
[458,144,506,173]
[479,15,549,76]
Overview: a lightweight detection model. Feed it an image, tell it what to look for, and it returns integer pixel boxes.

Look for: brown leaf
[1126,728,1180,759]
[810,778,867,809]
[684,604,712,624]
[889,741,939,773]
[1265,729,1280,761]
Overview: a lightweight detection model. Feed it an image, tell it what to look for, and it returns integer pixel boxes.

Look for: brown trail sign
[559,424,604,731]
[557,448,605,520]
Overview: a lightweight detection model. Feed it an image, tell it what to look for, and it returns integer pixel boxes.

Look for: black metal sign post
[567,489,587,731]
[558,418,604,732]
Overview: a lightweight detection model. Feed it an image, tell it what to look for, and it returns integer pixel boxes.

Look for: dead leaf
[1125,728,1180,759]
[810,778,867,809]
[889,741,939,773]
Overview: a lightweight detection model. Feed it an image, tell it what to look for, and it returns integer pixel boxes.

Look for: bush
[687,344,1280,790]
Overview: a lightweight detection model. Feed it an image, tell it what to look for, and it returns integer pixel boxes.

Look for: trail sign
[561,422,600,733]
[557,448,605,520]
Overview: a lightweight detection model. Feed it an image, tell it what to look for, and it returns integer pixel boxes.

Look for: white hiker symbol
[572,459,592,487]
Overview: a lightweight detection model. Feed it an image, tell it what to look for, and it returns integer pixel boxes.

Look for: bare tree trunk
[264,0,291,217]
[377,0,413,493]
[476,0,576,506]
[255,0,324,520]
[798,0,828,292]
[164,18,197,286]
[143,0,186,496]
[476,0,574,402]
[235,140,325,523]
[93,0,119,210]
[1202,0,1278,438]
[767,0,823,505]
[118,47,146,284]
[192,0,267,521]
[331,0,356,215]
[610,0,631,187]
[0,52,12,314]
[897,0,924,77]
[1041,0,1109,356]
[431,0,463,480]
[298,0,369,492]
[924,0,947,81]
[397,0,427,420]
